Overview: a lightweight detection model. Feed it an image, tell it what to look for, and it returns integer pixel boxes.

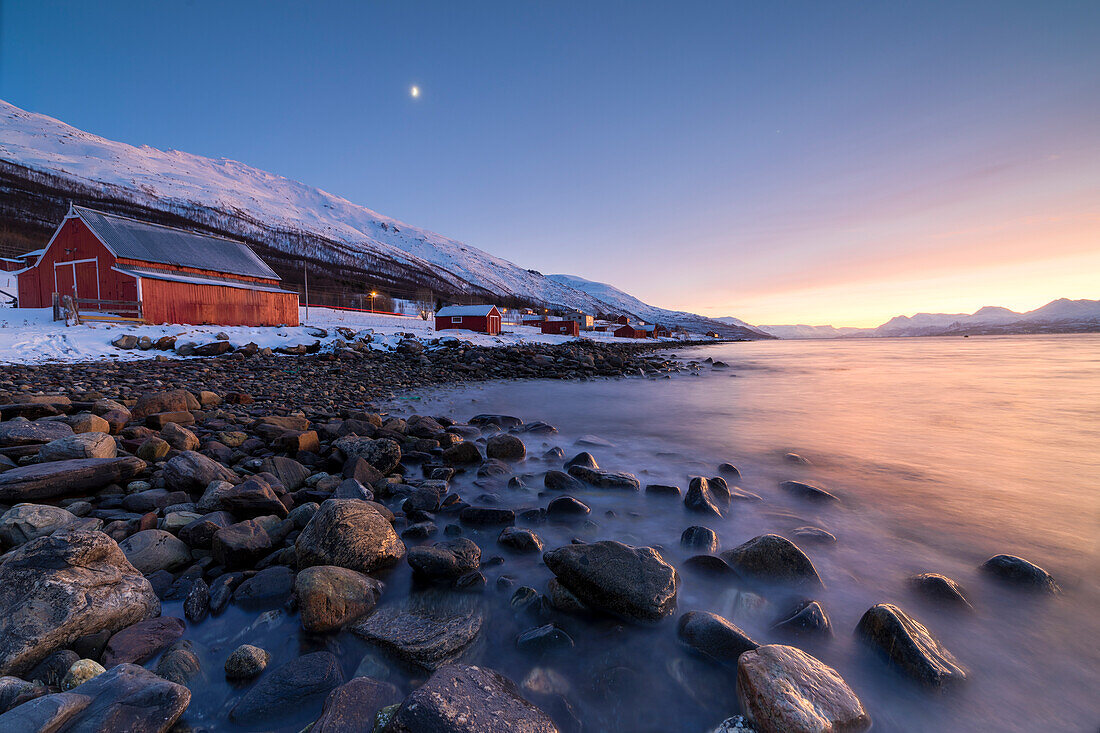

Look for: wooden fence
[54,293,144,325]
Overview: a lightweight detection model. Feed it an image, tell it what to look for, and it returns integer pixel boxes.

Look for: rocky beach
[0,336,1085,733]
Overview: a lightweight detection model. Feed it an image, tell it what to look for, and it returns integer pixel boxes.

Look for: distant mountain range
[0,99,764,339]
[747,298,1100,339]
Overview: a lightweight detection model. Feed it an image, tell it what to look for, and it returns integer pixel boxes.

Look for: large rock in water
[295,565,384,633]
[0,457,146,502]
[387,664,559,733]
[677,611,758,663]
[855,603,966,687]
[312,677,402,733]
[980,554,1059,593]
[721,534,823,587]
[737,644,870,733]
[566,465,641,490]
[352,592,483,671]
[542,540,680,622]
[0,663,190,733]
[229,651,344,725]
[296,499,405,573]
[0,529,159,676]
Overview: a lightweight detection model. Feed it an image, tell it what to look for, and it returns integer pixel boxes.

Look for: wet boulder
[296,499,406,573]
[771,600,832,636]
[684,477,723,516]
[352,592,483,671]
[386,663,559,733]
[102,616,186,667]
[0,529,159,676]
[295,565,384,632]
[233,565,295,608]
[229,651,344,725]
[543,470,585,492]
[680,526,719,552]
[486,433,526,461]
[980,554,1059,593]
[737,645,870,733]
[407,538,482,581]
[546,495,590,519]
[543,540,680,622]
[312,677,402,733]
[909,573,973,609]
[779,480,839,503]
[498,526,544,553]
[0,663,190,733]
[212,519,273,568]
[566,465,641,490]
[721,534,823,588]
[677,611,759,663]
[855,603,966,687]
[225,644,269,679]
[196,475,287,518]
[334,436,402,474]
[443,441,483,465]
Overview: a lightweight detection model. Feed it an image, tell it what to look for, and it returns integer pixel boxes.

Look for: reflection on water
[177,334,1100,732]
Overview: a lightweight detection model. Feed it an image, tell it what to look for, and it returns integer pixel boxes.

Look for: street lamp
[370,291,378,313]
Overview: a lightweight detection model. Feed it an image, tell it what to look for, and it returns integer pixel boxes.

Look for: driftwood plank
[0,456,146,502]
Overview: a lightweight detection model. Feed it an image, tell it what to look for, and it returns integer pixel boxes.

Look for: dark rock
[684,477,722,516]
[0,663,190,733]
[184,578,210,622]
[682,554,740,579]
[233,565,295,608]
[486,434,526,461]
[0,420,73,448]
[155,640,201,686]
[909,573,973,609]
[0,675,47,713]
[0,457,147,503]
[546,496,590,519]
[178,511,234,549]
[470,414,523,429]
[28,650,79,687]
[229,651,344,724]
[718,463,741,478]
[0,529,159,676]
[498,526,543,553]
[680,526,719,552]
[543,540,679,622]
[772,600,832,636]
[516,624,574,652]
[459,506,516,525]
[408,538,482,581]
[477,458,513,478]
[102,616,186,667]
[296,498,406,573]
[780,480,839,503]
[544,470,584,492]
[855,603,966,687]
[224,644,269,679]
[198,475,287,518]
[334,477,374,501]
[980,554,1059,593]
[118,529,191,574]
[678,611,759,663]
[295,565,384,632]
[313,677,402,733]
[720,534,823,587]
[387,663,559,733]
[162,451,237,493]
[443,441,483,465]
[564,452,598,469]
[212,519,273,568]
[352,592,483,671]
[645,483,681,496]
[566,465,640,490]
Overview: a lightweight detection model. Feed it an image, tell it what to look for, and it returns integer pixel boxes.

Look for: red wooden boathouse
[16,206,298,326]
[614,324,646,338]
[541,320,580,337]
[435,305,502,335]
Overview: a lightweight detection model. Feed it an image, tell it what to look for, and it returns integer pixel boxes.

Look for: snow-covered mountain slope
[0,99,762,337]
[548,275,770,338]
[760,298,1100,338]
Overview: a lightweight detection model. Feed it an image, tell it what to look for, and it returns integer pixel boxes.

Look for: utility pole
[303,260,309,323]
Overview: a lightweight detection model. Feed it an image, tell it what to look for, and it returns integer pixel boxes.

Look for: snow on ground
[0,306,676,364]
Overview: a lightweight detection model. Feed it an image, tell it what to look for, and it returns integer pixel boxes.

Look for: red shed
[641,324,670,339]
[614,325,646,338]
[540,320,580,337]
[16,206,298,326]
[435,305,502,335]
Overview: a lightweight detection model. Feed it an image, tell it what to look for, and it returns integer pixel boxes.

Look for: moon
[410,85,420,99]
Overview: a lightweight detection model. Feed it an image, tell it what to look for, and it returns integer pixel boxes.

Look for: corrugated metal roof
[74,206,280,280]
[436,305,498,317]
[113,266,295,294]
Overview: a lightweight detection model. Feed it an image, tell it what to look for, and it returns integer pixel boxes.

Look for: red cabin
[614,314,630,325]
[16,206,298,326]
[540,320,580,337]
[435,305,502,335]
[614,324,646,338]
[642,324,670,339]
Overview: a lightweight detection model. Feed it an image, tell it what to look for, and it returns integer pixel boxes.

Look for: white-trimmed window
[452,316,462,323]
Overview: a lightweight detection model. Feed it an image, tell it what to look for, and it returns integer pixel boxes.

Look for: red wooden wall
[140,278,299,327]
[435,309,501,335]
[17,218,136,307]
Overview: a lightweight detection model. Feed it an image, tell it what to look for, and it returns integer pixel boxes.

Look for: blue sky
[2,0,1098,325]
